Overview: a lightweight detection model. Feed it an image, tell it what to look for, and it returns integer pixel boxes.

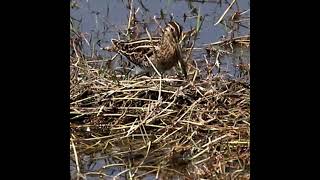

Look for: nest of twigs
[70,52,250,179]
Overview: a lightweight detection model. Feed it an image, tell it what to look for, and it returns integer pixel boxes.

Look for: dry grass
[70,52,250,179]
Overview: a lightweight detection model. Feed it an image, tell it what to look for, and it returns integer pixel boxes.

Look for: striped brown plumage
[103,21,187,78]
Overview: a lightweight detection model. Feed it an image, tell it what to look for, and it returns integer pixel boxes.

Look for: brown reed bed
[70,53,250,179]
[70,0,250,178]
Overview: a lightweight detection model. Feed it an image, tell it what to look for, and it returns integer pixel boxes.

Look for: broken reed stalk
[70,58,250,179]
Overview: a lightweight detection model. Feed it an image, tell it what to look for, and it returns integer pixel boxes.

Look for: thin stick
[153,15,162,30]
[133,141,152,176]
[126,0,134,36]
[214,0,237,26]
[70,138,81,175]
[214,50,221,69]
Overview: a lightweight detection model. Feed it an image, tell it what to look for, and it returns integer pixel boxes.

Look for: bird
[102,21,187,78]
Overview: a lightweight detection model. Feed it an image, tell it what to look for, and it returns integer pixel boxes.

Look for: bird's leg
[176,43,188,79]
[144,55,162,101]
[177,59,188,79]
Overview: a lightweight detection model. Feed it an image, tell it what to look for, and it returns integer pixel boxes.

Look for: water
[70,0,249,79]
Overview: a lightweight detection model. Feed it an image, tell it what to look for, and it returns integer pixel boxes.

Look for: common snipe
[103,21,187,78]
